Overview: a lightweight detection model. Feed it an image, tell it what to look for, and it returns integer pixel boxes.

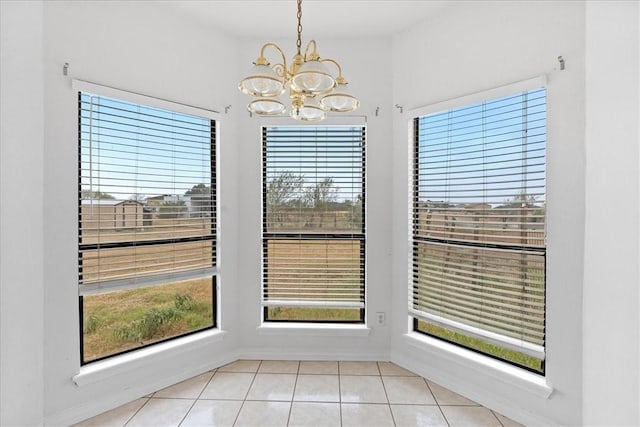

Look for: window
[262,125,366,322]
[78,90,216,363]
[411,87,546,373]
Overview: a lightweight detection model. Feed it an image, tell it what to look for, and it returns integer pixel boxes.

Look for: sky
[416,87,546,207]
[79,92,212,201]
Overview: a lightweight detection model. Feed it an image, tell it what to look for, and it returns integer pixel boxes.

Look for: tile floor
[74,360,524,427]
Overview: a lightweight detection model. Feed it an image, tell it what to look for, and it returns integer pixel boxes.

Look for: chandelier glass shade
[238,0,360,121]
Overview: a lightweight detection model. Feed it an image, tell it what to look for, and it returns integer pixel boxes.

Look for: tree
[304,177,337,209]
[185,183,211,196]
[266,172,304,207]
[266,172,305,227]
[81,189,114,199]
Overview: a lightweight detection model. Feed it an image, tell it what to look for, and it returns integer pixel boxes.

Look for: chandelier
[238,0,360,121]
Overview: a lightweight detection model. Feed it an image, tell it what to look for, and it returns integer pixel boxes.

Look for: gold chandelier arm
[303,40,319,60]
[320,58,347,84]
[259,43,289,79]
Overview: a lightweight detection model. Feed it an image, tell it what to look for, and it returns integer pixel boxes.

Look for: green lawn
[82,278,213,362]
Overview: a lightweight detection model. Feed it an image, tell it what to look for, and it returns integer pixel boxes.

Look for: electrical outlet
[376,312,386,326]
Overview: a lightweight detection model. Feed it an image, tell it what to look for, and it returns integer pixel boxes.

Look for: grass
[82,278,213,362]
[267,307,362,322]
[415,320,543,373]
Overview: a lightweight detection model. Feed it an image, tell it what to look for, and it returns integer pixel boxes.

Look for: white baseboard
[45,353,237,426]
[235,347,390,362]
[390,346,562,427]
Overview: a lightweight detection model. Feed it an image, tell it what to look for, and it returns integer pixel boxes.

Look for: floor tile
[73,398,148,427]
[245,373,297,401]
[339,361,380,375]
[293,374,340,402]
[427,380,478,406]
[494,411,525,427]
[341,403,395,427]
[377,362,418,376]
[299,361,339,375]
[340,375,388,403]
[217,359,261,373]
[125,398,193,427]
[179,400,242,427]
[391,404,449,427]
[234,401,291,427]
[382,376,436,405]
[258,360,300,373]
[441,406,503,427]
[288,402,341,427]
[153,372,213,399]
[199,372,255,400]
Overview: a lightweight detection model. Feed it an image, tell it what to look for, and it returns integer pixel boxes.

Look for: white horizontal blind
[78,92,216,294]
[411,88,546,359]
[262,126,365,314]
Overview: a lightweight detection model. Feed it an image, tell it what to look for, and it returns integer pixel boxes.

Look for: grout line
[230,361,261,426]
[491,409,507,427]
[378,369,396,426]
[285,361,301,426]
[121,396,152,427]
[424,377,451,427]
[338,366,343,427]
[177,370,216,426]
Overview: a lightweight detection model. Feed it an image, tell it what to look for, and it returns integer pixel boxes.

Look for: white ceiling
[161,1,449,39]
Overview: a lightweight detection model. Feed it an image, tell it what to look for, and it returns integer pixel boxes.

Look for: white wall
[234,37,394,360]
[583,2,640,425]
[390,2,585,425]
[40,2,241,424]
[2,1,639,425]
[0,1,45,425]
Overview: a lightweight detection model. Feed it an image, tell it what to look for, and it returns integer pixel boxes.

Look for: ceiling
[161,1,450,39]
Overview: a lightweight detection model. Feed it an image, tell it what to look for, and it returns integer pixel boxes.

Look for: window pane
[262,126,366,322]
[80,240,214,285]
[411,88,546,371]
[264,239,364,307]
[82,277,214,362]
[415,320,543,373]
[78,91,216,363]
[266,307,362,322]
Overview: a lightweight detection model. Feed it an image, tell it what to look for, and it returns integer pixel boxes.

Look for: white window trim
[73,329,226,387]
[406,74,549,371]
[72,79,220,120]
[408,75,547,119]
[75,79,223,363]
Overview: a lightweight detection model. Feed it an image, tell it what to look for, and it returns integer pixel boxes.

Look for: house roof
[81,199,143,206]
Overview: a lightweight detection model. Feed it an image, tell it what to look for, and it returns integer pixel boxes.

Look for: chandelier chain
[296,0,302,55]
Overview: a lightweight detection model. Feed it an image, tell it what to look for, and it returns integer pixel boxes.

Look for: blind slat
[78,91,216,291]
[263,125,365,317]
[411,88,547,361]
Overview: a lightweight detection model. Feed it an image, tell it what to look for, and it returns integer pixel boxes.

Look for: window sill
[403,332,553,399]
[73,329,226,387]
[257,323,371,337]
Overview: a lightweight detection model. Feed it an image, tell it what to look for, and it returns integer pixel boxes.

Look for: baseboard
[390,348,562,427]
[45,353,237,426]
[235,347,390,362]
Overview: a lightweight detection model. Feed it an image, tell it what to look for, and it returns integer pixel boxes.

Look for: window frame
[261,121,367,324]
[408,76,548,374]
[74,80,220,365]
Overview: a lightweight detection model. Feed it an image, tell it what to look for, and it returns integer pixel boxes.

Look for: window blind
[78,92,216,294]
[262,126,365,320]
[411,88,546,360]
